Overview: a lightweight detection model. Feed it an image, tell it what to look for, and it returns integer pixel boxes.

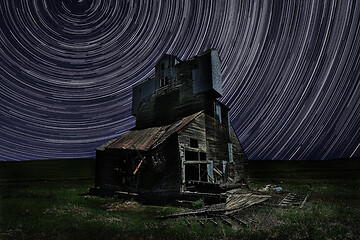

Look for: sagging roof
[98,111,203,151]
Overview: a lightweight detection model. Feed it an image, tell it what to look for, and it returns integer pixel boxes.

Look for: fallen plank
[198,219,205,227]
[158,194,271,219]
[219,216,232,227]
[299,195,308,209]
[209,218,218,226]
[157,203,226,219]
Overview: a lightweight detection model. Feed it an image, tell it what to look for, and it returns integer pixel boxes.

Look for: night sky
[1,0,359,161]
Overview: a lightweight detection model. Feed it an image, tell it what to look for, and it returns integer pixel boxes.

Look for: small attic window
[190,138,198,148]
[160,62,165,70]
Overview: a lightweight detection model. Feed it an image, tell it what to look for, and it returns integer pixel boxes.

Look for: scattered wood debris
[158,192,271,223]
[225,193,271,215]
[103,201,142,212]
[278,193,308,208]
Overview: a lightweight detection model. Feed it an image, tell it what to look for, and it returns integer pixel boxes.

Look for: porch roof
[98,111,203,151]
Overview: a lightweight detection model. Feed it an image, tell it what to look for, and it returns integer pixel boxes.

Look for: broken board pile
[158,193,271,227]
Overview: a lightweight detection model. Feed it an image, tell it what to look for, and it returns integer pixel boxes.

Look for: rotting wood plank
[299,195,308,209]
[209,218,218,226]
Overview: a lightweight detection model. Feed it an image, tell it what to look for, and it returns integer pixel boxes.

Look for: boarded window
[216,102,222,123]
[228,143,234,163]
[190,138,198,148]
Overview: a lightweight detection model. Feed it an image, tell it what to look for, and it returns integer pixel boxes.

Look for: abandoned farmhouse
[94,49,248,198]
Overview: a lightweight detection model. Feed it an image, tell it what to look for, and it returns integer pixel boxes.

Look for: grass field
[0,158,359,239]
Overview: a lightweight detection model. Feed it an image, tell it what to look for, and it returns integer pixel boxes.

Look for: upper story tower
[132,49,227,129]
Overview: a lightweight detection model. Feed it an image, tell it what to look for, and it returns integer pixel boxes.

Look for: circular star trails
[0,0,359,161]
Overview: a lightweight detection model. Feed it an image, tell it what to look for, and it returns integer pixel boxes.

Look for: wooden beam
[184,160,212,164]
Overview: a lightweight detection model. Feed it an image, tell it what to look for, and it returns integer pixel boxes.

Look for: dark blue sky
[1,0,359,161]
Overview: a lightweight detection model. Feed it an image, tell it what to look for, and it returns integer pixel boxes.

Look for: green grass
[0,158,359,239]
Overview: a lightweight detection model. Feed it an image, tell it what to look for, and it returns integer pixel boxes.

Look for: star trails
[0,0,359,161]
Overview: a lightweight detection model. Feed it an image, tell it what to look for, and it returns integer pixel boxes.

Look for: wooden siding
[135,58,217,129]
[229,124,249,183]
[138,135,180,195]
[178,113,207,191]
[205,113,231,183]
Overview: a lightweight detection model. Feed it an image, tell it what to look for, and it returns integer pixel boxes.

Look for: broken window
[199,163,208,181]
[185,163,208,182]
[184,150,210,182]
[160,77,169,88]
[190,138,198,148]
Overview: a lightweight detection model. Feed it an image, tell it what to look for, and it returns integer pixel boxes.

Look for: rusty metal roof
[101,111,203,151]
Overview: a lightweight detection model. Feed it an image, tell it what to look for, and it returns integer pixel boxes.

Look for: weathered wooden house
[95,49,248,198]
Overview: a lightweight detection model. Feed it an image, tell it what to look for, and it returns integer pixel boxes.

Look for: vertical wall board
[207,161,214,182]
[222,161,227,174]
[228,143,234,163]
